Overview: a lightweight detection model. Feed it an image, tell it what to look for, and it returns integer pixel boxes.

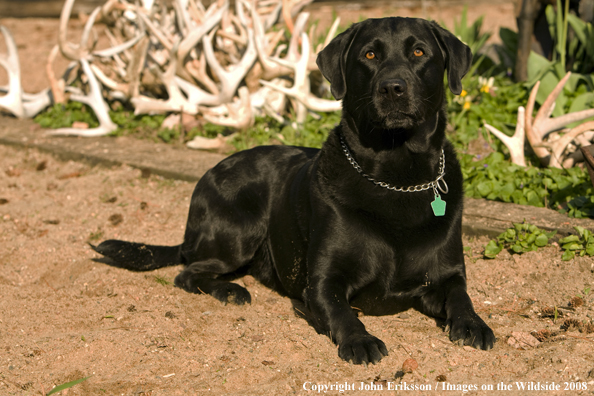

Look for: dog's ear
[430,21,473,95]
[316,24,360,100]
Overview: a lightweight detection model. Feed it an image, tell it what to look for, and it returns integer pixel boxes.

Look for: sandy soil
[1,2,594,396]
[1,144,594,396]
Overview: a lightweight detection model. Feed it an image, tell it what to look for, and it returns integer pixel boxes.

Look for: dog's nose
[379,79,407,97]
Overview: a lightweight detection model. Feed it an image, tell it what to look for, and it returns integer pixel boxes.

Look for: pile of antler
[0,0,341,149]
[484,72,594,168]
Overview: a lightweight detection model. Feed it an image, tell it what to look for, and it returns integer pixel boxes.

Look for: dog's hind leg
[174,259,253,305]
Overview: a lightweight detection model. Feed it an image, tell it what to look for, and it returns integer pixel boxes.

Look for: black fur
[93,17,495,365]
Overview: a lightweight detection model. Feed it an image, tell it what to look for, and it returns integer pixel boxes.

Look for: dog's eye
[414,49,424,57]
[365,51,376,60]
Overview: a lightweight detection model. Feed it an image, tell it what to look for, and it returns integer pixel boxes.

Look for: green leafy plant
[444,7,491,63]
[447,75,528,151]
[484,222,556,258]
[527,0,594,119]
[34,102,99,129]
[462,152,594,218]
[559,226,594,260]
[154,275,172,286]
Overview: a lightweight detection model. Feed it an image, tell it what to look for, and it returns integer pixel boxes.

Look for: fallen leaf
[402,358,418,373]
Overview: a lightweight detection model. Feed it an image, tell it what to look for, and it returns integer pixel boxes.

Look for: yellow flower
[478,77,496,94]
[460,89,468,98]
[463,100,471,110]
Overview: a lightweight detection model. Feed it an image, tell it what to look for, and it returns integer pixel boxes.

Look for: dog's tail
[90,240,182,271]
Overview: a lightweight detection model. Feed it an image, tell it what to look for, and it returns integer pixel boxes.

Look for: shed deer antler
[485,72,594,168]
[0,26,54,118]
[0,26,25,118]
[484,107,526,166]
[48,59,118,136]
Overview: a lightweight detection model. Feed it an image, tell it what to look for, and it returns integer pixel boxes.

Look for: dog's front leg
[304,277,389,365]
[442,275,496,350]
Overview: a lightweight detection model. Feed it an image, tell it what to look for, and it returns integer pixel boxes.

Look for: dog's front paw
[448,313,495,350]
[338,334,388,365]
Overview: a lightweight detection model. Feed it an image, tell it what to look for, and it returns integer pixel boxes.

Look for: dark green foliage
[462,152,594,218]
[559,226,594,260]
[484,222,556,259]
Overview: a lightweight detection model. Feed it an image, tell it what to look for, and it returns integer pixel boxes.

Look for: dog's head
[317,17,472,131]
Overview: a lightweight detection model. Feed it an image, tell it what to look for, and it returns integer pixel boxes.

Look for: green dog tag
[431,194,446,216]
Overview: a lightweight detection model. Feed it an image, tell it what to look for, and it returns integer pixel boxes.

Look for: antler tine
[202,26,258,105]
[133,41,203,114]
[175,75,219,106]
[21,89,53,118]
[59,0,80,60]
[217,13,248,48]
[260,79,342,113]
[262,0,283,30]
[48,59,118,136]
[184,51,220,96]
[290,0,314,18]
[322,17,341,50]
[80,6,102,54]
[47,45,66,105]
[484,106,526,166]
[542,120,594,168]
[252,3,290,80]
[94,34,143,59]
[262,32,341,117]
[530,72,594,136]
[174,0,191,36]
[201,86,254,130]
[138,12,173,52]
[59,0,102,61]
[525,80,549,162]
[127,36,150,98]
[235,0,250,28]
[90,63,128,93]
[525,72,594,166]
[0,25,24,118]
[177,0,227,65]
[534,72,572,128]
[282,0,295,34]
[548,108,594,134]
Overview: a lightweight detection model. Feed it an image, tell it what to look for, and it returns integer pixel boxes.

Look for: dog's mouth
[372,110,418,130]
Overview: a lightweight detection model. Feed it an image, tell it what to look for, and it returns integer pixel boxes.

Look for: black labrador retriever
[92,17,495,365]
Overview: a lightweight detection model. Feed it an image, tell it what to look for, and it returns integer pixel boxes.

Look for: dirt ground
[2,141,594,396]
[2,2,594,396]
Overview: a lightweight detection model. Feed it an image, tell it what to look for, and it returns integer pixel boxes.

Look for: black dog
[93,17,495,365]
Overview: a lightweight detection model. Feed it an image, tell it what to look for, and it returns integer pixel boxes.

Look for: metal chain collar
[339,134,449,195]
